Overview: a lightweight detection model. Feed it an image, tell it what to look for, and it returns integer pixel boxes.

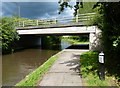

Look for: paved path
[39,49,89,86]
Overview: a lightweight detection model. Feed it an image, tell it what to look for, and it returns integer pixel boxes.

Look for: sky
[1,2,75,19]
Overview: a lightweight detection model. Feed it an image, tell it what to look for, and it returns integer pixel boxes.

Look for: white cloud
[37,8,74,19]
[44,13,50,18]
[64,8,74,16]
[1,11,4,17]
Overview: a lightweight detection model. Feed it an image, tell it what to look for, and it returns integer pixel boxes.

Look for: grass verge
[16,54,59,86]
[62,38,89,44]
[80,51,118,86]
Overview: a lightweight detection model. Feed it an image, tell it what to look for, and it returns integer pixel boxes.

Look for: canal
[2,40,72,86]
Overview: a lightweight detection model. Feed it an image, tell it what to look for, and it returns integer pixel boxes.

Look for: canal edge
[15,49,65,86]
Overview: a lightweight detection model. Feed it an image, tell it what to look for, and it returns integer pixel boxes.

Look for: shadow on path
[59,53,81,75]
[66,44,89,49]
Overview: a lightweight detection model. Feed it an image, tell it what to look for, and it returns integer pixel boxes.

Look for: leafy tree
[93,2,120,80]
[58,0,96,16]
[1,17,19,54]
[58,0,83,16]
[41,36,61,50]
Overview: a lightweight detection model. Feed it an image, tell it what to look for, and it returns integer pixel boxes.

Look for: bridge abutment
[89,26,103,51]
[89,32,95,50]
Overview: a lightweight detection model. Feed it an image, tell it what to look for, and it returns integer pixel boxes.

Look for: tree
[1,17,19,54]
[58,0,83,16]
[93,2,120,78]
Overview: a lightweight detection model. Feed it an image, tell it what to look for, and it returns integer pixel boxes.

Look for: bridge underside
[20,33,89,36]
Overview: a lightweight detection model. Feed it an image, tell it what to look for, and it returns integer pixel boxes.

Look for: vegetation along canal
[2,40,73,86]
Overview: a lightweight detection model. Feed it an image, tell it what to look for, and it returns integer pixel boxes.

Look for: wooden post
[23,21,24,27]
[19,21,20,27]
[76,15,78,22]
[55,18,57,24]
[36,20,39,26]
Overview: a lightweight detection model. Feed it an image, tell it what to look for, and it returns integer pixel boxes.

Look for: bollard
[99,51,105,80]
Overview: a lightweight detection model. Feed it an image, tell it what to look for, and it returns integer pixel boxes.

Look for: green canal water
[2,41,72,86]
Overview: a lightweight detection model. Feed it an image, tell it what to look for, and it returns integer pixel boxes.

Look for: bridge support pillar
[89,27,103,51]
[89,32,96,51]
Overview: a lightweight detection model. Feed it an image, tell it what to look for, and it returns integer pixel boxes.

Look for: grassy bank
[62,38,89,44]
[80,51,118,86]
[16,54,59,86]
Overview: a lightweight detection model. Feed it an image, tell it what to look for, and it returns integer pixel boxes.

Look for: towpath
[39,49,89,86]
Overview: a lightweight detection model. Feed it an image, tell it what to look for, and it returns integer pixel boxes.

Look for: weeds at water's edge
[80,51,119,86]
[15,54,59,86]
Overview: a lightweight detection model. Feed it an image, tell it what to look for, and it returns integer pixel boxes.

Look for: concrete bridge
[16,13,102,51]
[17,22,96,35]
[16,22,101,51]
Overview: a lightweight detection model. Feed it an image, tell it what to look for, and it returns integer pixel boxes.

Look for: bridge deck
[17,26,96,35]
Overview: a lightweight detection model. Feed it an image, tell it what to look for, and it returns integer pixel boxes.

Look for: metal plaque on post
[99,51,105,80]
[99,52,104,63]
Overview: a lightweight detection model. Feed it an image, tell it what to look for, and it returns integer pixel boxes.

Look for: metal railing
[16,13,96,27]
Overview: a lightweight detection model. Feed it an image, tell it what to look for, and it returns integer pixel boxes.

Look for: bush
[41,36,61,50]
[80,51,99,75]
[80,51,109,86]
[90,2,120,84]
[1,17,19,54]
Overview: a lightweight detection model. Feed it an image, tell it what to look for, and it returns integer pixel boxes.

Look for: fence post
[23,21,24,27]
[55,18,57,24]
[87,15,89,21]
[76,14,78,22]
[19,21,20,27]
[36,20,38,26]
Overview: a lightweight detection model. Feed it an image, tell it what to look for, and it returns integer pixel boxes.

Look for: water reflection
[2,49,59,86]
[2,41,72,86]
[61,41,72,49]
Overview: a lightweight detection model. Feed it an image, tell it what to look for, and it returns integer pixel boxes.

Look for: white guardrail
[16,13,96,27]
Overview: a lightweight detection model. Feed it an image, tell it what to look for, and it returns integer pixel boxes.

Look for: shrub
[1,17,19,54]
